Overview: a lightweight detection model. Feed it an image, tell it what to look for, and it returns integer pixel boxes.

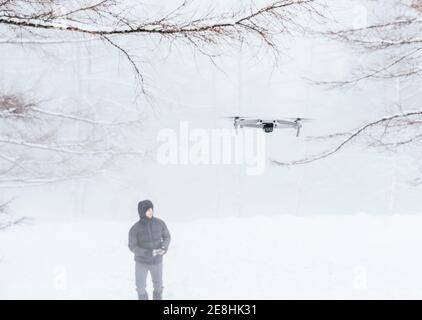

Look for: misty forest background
[1,0,422,225]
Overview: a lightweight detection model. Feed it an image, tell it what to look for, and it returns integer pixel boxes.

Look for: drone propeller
[287,117,313,122]
[222,116,253,120]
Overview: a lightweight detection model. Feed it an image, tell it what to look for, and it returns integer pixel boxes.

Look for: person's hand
[152,248,166,256]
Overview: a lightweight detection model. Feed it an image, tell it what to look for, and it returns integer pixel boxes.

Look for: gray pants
[135,262,163,300]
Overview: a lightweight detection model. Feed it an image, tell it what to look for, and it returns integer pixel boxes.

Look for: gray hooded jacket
[128,200,171,264]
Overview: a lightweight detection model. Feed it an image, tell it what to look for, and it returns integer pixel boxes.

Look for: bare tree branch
[273,110,422,166]
[0,0,324,91]
[279,1,422,177]
[0,91,147,188]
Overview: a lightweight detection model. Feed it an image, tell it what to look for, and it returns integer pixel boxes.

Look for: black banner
[1,300,415,319]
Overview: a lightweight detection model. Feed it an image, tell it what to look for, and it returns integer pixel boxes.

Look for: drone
[226,116,312,136]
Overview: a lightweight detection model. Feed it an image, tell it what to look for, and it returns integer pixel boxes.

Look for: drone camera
[263,123,274,133]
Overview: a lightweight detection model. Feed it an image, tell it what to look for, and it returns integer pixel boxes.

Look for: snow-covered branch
[273,110,422,166]
[283,1,422,173]
[321,0,422,84]
[0,91,146,188]
[0,198,31,230]
[0,0,324,92]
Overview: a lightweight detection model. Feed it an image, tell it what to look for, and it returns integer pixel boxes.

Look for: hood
[138,200,153,219]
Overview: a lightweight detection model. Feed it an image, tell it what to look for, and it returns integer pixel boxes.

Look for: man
[128,200,171,300]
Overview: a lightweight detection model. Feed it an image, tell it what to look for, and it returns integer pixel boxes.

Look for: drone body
[229,117,310,136]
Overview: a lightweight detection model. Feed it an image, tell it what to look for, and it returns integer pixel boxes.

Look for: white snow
[1,213,422,299]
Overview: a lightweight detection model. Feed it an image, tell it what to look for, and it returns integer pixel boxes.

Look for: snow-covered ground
[1,213,422,300]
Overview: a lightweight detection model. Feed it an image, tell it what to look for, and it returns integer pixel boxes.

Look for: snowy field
[1,214,422,300]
